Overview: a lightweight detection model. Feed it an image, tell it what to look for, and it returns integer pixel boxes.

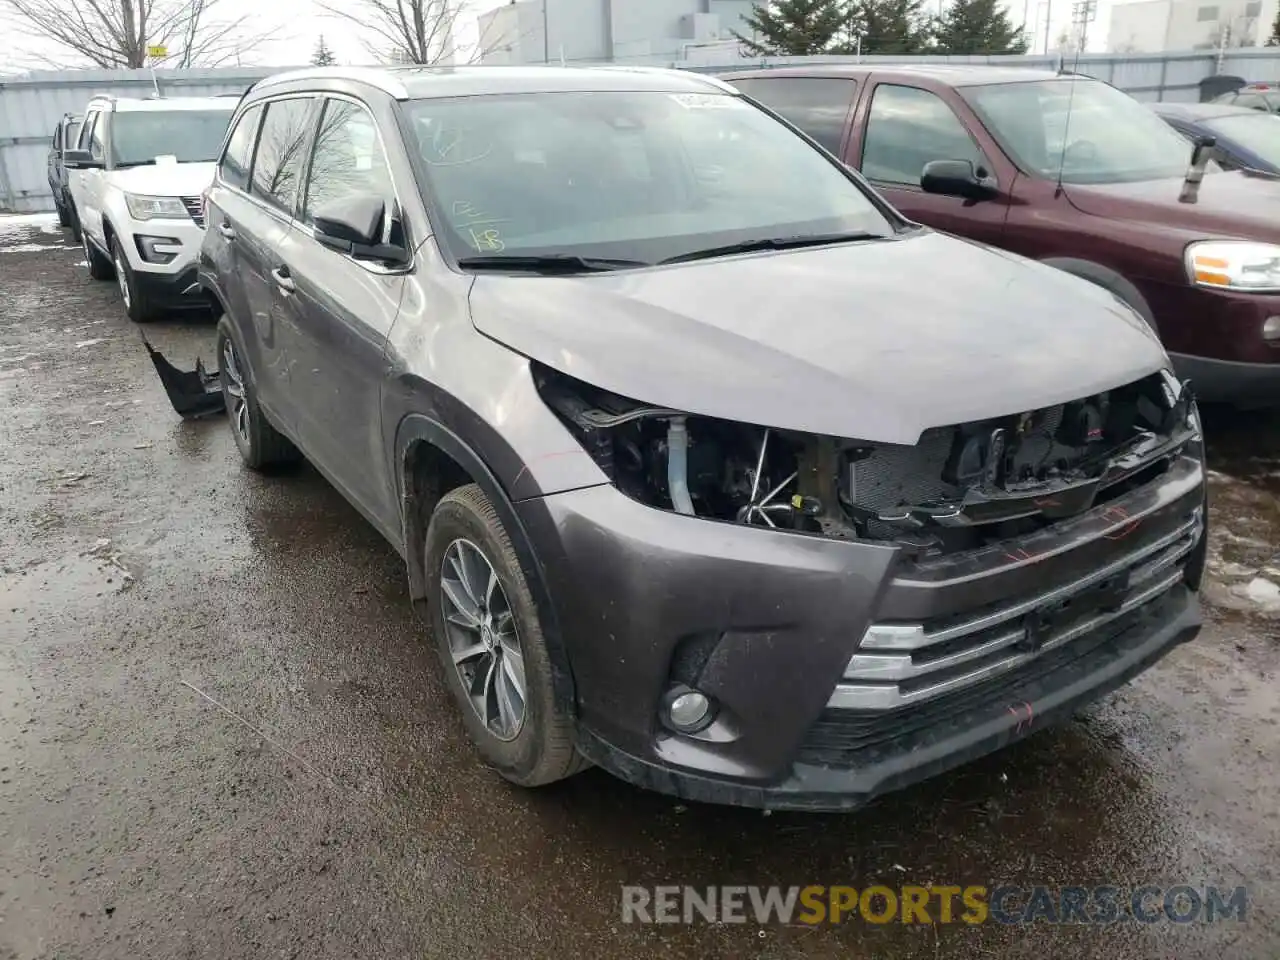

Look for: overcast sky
[0,0,1100,72]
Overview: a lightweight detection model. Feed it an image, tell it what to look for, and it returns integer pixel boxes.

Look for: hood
[468,231,1169,445]
[106,159,216,198]
[1064,170,1280,240]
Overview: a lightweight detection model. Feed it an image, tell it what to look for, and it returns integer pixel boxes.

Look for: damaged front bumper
[519,452,1206,811]
[142,337,224,419]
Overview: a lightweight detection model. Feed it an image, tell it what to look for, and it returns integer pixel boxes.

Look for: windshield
[401,90,895,265]
[1204,113,1280,165]
[963,80,1200,184]
[110,109,234,166]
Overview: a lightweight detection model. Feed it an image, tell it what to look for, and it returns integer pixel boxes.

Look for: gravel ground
[1,214,1278,959]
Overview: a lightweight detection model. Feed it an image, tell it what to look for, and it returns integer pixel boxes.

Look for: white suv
[66,95,237,322]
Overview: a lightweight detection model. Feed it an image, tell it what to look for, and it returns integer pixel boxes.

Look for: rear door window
[220,104,263,191]
[729,77,858,155]
[250,98,318,215]
[862,84,988,185]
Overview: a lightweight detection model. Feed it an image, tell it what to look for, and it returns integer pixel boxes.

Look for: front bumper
[518,455,1206,811]
[131,263,207,310]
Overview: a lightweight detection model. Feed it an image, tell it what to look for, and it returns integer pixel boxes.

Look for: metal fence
[5,49,1280,212]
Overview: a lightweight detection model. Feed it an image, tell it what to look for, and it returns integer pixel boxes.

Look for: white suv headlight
[1186,240,1280,293]
[125,193,188,221]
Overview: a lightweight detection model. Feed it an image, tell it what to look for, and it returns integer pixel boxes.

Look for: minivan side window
[250,98,317,214]
[862,84,987,186]
[730,77,858,155]
[302,99,394,224]
[52,123,62,150]
[220,104,263,191]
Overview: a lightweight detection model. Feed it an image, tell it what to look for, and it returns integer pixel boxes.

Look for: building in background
[478,0,757,66]
[1106,0,1279,52]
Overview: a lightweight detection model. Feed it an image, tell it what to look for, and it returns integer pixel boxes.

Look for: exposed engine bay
[534,363,1199,557]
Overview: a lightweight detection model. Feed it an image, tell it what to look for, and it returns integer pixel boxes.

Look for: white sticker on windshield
[668,93,746,110]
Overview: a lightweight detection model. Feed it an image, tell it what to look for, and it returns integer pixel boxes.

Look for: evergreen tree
[932,0,1029,54]
[312,35,337,66]
[840,0,933,53]
[1268,7,1280,45]
[735,0,847,56]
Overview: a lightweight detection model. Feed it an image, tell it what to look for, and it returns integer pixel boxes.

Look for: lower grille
[828,509,1201,712]
[798,586,1186,770]
[181,196,205,228]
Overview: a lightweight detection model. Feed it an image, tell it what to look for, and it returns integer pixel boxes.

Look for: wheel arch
[396,413,577,713]
[1040,257,1160,335]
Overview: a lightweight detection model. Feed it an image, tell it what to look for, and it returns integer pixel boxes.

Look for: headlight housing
[125,193,189,221]
[1186,240,1280,293]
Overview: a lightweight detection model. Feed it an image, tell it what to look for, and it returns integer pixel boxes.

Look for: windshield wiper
[458,254,647,274]
[660,231,889,265]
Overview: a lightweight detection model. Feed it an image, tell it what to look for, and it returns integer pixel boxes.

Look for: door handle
[271,266,295,294]
[217,222,236,240]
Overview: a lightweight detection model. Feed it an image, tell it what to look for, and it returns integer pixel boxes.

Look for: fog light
[134,234,180,264]
[1264,316,1280,343]
[666,688,712,732]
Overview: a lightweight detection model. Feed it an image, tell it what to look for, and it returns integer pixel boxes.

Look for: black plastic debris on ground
[141,337,225,419]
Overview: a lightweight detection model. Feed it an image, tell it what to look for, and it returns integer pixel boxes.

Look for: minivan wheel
[425,483,584,786]
[55,198,71,228]
[111,237,158,323]
[215,318,301,470]
[83,231,113,281]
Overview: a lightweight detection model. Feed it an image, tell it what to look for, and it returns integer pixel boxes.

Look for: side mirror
[312,194,408,264]
[920,159,999,202]
[63,149,103,170]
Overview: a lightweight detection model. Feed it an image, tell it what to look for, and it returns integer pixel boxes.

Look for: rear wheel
[425,483,584,787]
[55,197,71,228]
[82,229,113,281]
[215,317,300,470]
[111,237,158,323]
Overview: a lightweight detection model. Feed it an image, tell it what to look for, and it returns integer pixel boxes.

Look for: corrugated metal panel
[0,66,288,212]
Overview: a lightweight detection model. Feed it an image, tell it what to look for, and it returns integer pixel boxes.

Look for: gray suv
[199,66,1207,811]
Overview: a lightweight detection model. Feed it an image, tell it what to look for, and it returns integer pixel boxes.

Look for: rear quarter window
[219,104,263,191]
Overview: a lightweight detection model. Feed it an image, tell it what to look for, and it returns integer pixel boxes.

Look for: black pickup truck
[47,112,82,228]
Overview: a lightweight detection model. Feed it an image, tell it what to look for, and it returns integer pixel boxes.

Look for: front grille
[181,196,204,228]
[827,509,1202,712]
[797,586,1186,769]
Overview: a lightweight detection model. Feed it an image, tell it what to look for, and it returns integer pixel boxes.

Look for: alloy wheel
[114,252,130,308]
[221,338,249,443]
[439,538,527,741]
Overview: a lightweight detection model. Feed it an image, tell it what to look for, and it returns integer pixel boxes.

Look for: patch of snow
[0,212,60,242]
[0,242,73,253]
[75,338,107,349]
[1242,577,1280,611]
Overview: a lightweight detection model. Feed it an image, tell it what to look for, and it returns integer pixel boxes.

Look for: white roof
[88,95,238,112]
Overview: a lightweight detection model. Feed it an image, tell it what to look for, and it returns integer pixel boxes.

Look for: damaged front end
[534,362,1199,558]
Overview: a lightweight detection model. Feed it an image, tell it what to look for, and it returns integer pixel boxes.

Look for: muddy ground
[1,213,1278,959]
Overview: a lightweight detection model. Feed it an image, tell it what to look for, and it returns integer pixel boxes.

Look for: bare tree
[2,0,271,69]
[318,0,513,65]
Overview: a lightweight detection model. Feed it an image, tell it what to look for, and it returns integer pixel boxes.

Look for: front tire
[111,237,159,323]
[215,317,300,470]
[425,483,584,787]
[82,229,113,281]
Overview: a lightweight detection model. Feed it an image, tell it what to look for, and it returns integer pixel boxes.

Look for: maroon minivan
[723,65,1280,406]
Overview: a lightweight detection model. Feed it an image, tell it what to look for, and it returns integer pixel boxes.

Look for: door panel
[280,97,405,531]
[229,96,320,430]
[854,82,1013,247]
